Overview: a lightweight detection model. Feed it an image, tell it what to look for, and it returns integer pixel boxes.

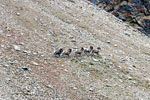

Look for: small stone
[21,66,28,71]
[34,17,38,21]
[116,66,121,70]
[1,45,4,48]
[120,58,127,63]
[64,69,68,72]
[33,52,37,55]
[19,42,24,45]
[13,45,21,51]
[81,60,84,63]
[132,81,136,84]
[67,0,75,3]
[41,29,44,31]
[128,76,132,80]
[93,58,99,62]
[20,33,24,35]
[23,50,31,54]
[32,61,39,66]
[41,54,44,57]
[87,72,90,75]
[61,64,64,67]
[16,12,20,16]
[4,64,9,67]
[107,40,110,43]
[73,87,77,90]
[129,67,133,71]
[106,85,111,87]
[124,33,130,37]
[89,88,94,92]
[114,44,117,47]
[46,84,53,88]
[71,40,76,42]
[69,35,74,39]
[108,54,113,57]
[1,5,5,8]
[6,78,11,81]
[7,45,11,48]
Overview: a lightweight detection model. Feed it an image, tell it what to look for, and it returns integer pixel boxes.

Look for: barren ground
[0,0,150,100]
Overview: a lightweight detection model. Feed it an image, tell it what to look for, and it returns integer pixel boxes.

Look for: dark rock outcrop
[89,0,150,35]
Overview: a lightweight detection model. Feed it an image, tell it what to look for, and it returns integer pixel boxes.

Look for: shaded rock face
[88,0,98,5]
[142,19,150,34]
[89,0,150,35]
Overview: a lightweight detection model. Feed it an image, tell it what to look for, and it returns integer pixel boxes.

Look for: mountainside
[0,0,150,100]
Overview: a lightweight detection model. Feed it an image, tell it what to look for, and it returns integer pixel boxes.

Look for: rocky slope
[96,0,150,35]
[0,0,150,100]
